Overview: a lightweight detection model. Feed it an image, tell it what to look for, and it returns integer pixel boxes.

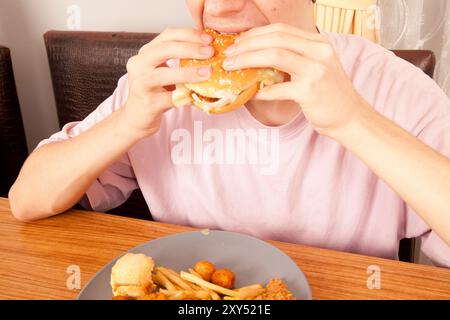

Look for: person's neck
[244,4,320,126]
[245,99,302,127]
[246,8,319,127]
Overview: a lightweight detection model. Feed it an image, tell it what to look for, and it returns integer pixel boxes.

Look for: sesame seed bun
[172,29,285,114]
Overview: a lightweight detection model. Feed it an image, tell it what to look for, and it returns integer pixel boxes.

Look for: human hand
[223,23,369,137]
[122,28,214,137]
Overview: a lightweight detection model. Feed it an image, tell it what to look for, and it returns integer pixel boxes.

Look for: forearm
[330,103,450,245]
[9,107,145,221]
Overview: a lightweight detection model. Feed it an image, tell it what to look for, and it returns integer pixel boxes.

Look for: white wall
[0,0,193,150]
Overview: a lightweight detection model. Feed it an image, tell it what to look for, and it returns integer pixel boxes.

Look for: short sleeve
[405,111,450,268]
[35,74,139,212]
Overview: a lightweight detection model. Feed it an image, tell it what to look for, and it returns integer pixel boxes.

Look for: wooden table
[0,197,449,300]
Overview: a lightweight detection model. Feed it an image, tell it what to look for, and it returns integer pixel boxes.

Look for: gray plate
[77,230,312,300]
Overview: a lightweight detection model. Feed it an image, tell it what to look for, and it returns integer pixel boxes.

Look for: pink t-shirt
[37,32,450,267]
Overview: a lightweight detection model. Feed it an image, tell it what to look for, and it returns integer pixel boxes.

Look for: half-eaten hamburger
[172,29,286,114]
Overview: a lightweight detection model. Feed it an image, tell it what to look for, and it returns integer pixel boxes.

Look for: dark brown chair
[43,31,436,261]
[44,31,157,220]
[0,46,28,197]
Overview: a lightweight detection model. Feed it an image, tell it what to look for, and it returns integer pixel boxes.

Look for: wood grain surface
[0,197,449,300]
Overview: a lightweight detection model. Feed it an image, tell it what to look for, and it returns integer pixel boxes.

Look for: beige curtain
[314,0,380,43]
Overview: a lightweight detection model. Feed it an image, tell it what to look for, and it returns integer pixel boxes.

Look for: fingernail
[198,66,211,77]
[223,58,234,69]
[224,45,236,56]
[200,46,213,56]
[201,33,213,44]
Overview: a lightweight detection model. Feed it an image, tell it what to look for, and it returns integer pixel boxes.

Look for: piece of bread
[172,29,285,114]
[110,253,155,298]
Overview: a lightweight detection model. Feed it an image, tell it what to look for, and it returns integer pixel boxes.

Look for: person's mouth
[203,23,260,34]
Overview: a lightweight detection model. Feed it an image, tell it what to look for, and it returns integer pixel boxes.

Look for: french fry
[157,267,196,290]
[185,290,210,300]
[166,268,204,290]
[186,282,203,290]
[180,271,240,297]
[188,268,202,278]
[206,290,221,300]
[152,273,165,287]
[223,296,241,300]
[167,291,187,300]
[161,289,211,300]
[189,269,221,300]
[234,283,265,299]
[185,269,263,300]
[237,288,266,300]
[180,271,203,290]
[235,284,263,291]
[153,270,177,290]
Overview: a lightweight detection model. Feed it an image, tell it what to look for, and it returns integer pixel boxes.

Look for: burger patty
[190,92,220,103]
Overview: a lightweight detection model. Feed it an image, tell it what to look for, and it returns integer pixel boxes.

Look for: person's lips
[204,23,259,34]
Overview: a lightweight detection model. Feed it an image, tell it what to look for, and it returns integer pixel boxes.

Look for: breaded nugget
[211,268,235,289]
[194,260,216,281]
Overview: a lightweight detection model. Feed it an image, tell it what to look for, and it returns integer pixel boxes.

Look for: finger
[225,31,328,61]
[151,91,175,113]
[237,23,326,43]
[139,28,213,53]
[128,90,175,114]
[253,82,301,102]
[136,66,212,90]
[127,42,214,72]
[223,48,318,76]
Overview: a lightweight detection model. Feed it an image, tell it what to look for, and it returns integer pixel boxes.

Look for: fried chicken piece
[110,253,156,298]
[260,279,294,300]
